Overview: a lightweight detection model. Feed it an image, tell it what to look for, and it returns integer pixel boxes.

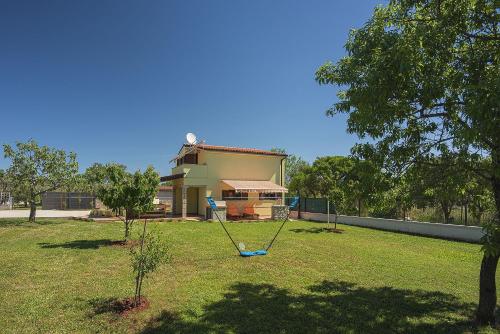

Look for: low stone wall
[289,211,484,243]
[272,205,289,220]
[206,207,226,222]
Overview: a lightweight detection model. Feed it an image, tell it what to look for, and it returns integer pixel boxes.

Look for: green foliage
[2,140,78,222]
[131,223,170,304]
[315,0,499,323]
[288,155,390,215]
[466,172,495,224]
[409,155,471,223]
[271,148,309,186]
[96,164,159,240]
[0,169,5,190]
[481,217,500,257]
[68,163,110,193]
[83,163,109,193]
[315,0,500,227]
[369,173,415,219]
[288,165,316,197]
[315,0,499,181]
[130,230,169,278]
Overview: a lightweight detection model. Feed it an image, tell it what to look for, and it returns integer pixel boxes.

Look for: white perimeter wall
[290,211,484,243]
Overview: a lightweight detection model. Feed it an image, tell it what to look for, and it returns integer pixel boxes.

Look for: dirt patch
[325,228,344,234]
[114,297,150,316]
[109,240,140,248]
[93,297,150,317]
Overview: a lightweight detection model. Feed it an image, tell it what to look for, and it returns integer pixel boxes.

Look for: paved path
[0,209,90,218]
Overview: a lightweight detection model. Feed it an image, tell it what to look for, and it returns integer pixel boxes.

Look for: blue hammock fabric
[240,249,268,257]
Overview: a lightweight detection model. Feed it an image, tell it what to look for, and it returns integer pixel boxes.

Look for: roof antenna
[186,132,197,145]
[169,132,205,163]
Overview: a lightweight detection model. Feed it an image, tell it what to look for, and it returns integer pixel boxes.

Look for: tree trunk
[476,253,500,326]
[29,201,36,223]
[134,273,141,306]
[464,202,468,226]
[476,200,483,225]
[135,220,148,306]
[358,198,361,217]
[137,274,144,303]
[124,209,136,240]
[441,202,451,223]
[298,192,301,219]
[124,221,131,240]
[476,157,500,325]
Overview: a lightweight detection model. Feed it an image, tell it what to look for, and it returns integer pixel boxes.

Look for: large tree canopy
[315,0,499,325]
[3,140,78,222]
[316,0,499,175]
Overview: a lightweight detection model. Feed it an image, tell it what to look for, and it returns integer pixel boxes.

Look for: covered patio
[166,176,288,220]
[220,179,288,220]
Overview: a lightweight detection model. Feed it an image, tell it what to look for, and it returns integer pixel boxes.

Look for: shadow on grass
[289,227,344,234]
[38,239,117,249]
[89,297,122,315]
[142,280,475,334]
[0,218,65,228]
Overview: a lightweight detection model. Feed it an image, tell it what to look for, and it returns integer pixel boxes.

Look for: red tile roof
[185,144,287,157]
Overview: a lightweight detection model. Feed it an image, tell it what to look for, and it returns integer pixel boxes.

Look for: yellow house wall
[199,150,284,196]
[187,187,198,214]
[197,186,207,216]
[172,147,286,217]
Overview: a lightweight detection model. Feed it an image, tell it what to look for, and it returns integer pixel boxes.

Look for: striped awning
[221,180,288,193]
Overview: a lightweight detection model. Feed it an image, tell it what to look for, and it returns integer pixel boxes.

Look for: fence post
[298,195,302,219]
[327,199,330,228]
[465,202,468,226]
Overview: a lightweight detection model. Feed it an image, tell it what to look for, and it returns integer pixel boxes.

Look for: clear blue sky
[0,0,382,175]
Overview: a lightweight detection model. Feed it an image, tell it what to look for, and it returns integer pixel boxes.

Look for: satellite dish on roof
[186,132,197,145]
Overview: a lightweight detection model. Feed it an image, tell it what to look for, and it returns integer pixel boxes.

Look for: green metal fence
[286,197,336,214]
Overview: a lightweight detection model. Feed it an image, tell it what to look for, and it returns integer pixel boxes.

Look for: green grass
[0,218,497,333]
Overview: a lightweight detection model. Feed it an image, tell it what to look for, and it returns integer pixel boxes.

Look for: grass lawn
[0,218,497,334]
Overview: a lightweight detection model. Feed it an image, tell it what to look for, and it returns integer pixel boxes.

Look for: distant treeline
[280,152,494,225]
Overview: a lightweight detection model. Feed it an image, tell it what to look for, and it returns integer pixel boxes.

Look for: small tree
[96,164,159,240]
[3,140,78,222]
[130,221,170,306]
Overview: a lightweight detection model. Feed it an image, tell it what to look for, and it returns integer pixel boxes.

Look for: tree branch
[463,32,500,41]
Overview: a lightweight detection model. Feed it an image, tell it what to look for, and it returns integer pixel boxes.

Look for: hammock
[206,196,299,257]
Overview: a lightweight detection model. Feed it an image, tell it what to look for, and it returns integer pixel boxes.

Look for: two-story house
[162,144,288,219]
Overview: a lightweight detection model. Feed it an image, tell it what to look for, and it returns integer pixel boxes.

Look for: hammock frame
[207,196,299,257]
